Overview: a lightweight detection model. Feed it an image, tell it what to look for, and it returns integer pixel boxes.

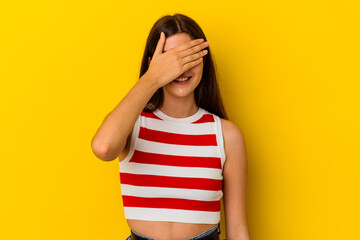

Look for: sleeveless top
[118,107,226,224]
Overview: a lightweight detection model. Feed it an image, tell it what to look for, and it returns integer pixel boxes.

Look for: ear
[148,56,151,66]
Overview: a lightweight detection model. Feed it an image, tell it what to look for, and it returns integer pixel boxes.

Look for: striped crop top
[118,107,226,224]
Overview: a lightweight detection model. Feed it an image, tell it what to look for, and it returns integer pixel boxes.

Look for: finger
[182,57,203,71]
[153,32,166,58]
[178,41,209,59]
[181,49,208,65]
[173,38,205,53]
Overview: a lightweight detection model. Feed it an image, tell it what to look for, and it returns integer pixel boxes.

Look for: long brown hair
[139,13,228,120]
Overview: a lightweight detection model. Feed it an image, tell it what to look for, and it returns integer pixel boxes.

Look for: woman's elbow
[91,140,117,161]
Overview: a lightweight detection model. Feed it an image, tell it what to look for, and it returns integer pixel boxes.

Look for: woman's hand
[145,32,209,88]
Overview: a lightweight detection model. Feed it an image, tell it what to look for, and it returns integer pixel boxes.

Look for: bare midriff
[127,219,217,240]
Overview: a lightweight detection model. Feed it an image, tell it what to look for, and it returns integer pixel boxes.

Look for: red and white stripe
[119,107,226,224]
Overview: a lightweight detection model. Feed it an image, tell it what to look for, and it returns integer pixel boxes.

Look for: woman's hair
[139,13,228,120]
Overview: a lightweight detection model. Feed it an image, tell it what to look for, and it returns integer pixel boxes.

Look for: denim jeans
[125,224,221,240]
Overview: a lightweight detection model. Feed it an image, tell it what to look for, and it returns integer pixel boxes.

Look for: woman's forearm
[91,73,160,161]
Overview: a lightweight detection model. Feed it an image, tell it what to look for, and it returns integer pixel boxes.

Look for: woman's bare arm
[91,74,159,161]
[221,118,250,240]
[91,32,209,161]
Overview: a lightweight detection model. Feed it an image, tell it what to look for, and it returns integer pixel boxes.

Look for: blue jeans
[125,224,221,240]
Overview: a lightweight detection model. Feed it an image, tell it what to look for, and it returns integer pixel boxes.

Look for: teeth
[175,77,190,81]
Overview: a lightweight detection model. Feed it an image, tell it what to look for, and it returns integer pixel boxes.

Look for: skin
[119,33,250,239]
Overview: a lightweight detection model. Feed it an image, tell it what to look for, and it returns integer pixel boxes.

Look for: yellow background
[1,0,359,239]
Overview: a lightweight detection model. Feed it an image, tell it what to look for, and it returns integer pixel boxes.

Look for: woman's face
[156,32,204,99]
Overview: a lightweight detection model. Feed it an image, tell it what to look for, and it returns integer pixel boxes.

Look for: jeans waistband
[130,223,221,240]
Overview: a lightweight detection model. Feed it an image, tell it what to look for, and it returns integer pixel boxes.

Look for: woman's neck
[158,95,199,118]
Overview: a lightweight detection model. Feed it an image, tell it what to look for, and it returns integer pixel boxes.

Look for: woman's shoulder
[219,118,245,148]
[201,108,244,141]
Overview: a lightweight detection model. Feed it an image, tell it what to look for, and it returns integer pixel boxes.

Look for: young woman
[91,14,250,240]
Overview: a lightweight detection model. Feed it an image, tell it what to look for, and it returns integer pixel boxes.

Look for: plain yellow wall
[1,0,359,239]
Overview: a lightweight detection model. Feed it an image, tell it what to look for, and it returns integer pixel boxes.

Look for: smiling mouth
[174,76,192,82]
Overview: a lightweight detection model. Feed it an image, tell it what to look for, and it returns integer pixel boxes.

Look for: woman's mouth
[173,76,192,84]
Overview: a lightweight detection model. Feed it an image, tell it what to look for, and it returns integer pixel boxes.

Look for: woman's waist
[127,219,218,240]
